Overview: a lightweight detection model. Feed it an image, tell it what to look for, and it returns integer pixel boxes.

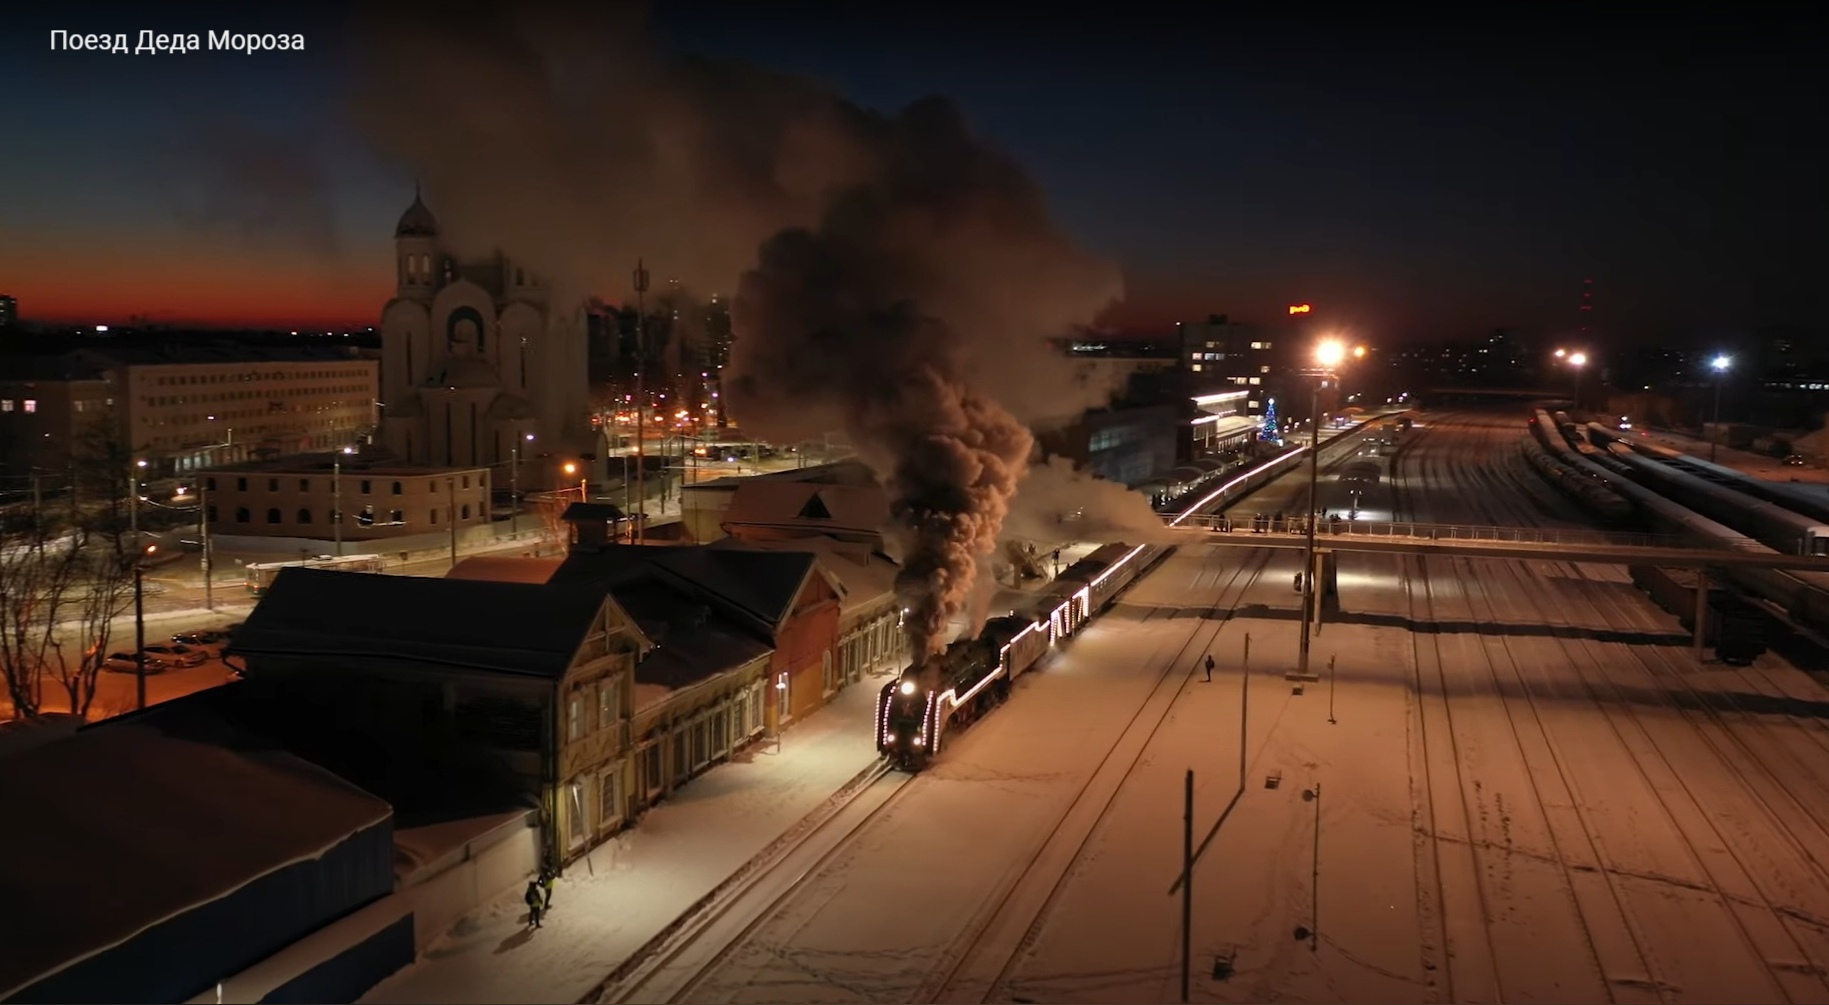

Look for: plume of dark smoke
[162,120,340,257]
[349,2,1125,663]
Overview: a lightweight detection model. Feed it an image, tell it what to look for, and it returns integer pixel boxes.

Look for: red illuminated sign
[1288,304,1312,315]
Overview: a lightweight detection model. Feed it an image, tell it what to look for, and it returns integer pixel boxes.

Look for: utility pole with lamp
[446,477,458,568]
[133,543,158,710]
[199,482,213,611]
[1709,354,1732,463]
[511,433,533,538]
[633,259,651,544]
[1296,338,1362,682]
[332,446,354,557]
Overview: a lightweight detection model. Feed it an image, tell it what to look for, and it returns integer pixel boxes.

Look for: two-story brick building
[201,453,491,543]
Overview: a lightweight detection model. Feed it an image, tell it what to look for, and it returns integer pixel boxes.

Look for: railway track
[911,548,1281,1005]
[633,538,1286,1004]
[1482,423,1829,999]
[599,764,913,1004]
[1402,414,1829,1001]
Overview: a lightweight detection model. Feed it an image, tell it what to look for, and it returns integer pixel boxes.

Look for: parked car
[140,643,207,669]
[1784,454,1808,467]
[172,630,230,649]
[103,652,167,675]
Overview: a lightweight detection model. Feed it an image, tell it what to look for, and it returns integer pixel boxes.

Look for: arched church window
[265,508,281,524]
[235,507,250,523]
[296,508,313,524]
[461,504,471,519]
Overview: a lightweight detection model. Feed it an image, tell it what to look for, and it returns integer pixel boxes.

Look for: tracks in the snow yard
[911,547,1280,1004]
[1392,417,1514,1003]
[614,540,1282,1005]
[1398,414,1829,1003]
[597,763,914,1004]
[1539,547,1829,999]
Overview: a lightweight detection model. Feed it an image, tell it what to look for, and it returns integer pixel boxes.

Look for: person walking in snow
[1204,654,1215,682]
[525,880,545,929]
[539,867,556,910]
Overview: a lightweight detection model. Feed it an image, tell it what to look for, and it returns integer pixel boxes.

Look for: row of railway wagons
[876,541,1170,770]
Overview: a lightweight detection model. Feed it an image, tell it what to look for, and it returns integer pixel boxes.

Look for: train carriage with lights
[876,541,1169,771]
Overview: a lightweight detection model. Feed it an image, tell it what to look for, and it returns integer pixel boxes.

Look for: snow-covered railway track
[1390,418,1508,1002]
[1536,558,1829,1000]
[1455,417,1829,1001]
[597,765,915,1004]
[1448,431,1665,1002]
[909,548,1279,1005]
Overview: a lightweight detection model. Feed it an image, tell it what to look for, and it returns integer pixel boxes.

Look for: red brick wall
[771,575,840,724]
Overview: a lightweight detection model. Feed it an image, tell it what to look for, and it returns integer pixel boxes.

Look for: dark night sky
[1,2,1820,343]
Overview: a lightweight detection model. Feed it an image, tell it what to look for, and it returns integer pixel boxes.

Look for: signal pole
[634,260,650,545]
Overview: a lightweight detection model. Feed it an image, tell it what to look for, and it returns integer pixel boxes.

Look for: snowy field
[646,413,1829,1005]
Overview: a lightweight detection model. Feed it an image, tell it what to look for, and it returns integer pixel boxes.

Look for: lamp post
[133,543,158,710]
[1554,349,1589,411]
[332,446,354,557]
[445,477,458,568]
[1709,354,1732,463]
[511,433,533,538]
[200,481,213,611]
[633,259,651,544]
[128,458,147,547]
[1298,339,1358,681]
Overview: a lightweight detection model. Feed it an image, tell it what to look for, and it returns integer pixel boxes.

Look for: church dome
[395,194,440,238]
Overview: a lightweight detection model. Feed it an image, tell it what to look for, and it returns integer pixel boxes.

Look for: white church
[377,193,593,489]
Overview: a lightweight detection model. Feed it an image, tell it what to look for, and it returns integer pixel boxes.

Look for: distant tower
[1578,278,1594,341]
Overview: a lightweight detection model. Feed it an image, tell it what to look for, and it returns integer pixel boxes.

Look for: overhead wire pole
[634,260,650,544]
[1298,376,1323,680]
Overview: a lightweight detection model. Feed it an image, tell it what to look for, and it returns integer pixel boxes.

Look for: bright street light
[1315,340,1346,368]
[1568,352,1588,368]
[1711,354,1732,373]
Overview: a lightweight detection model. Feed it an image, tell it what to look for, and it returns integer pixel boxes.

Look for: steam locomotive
[876,541,1168,771]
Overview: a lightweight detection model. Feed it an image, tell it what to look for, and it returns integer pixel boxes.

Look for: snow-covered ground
[650,412,1829,1005]
[360,680,887,1005]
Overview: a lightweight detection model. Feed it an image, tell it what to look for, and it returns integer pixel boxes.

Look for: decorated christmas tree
[1260,397,1280,440]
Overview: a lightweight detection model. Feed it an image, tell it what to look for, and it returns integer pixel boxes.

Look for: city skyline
[1,4,1821,342]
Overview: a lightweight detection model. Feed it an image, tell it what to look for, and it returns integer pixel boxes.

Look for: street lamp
[1709,354,1732,463]
[332,445,354,557]
[1298,338,1362,681]
[129,458,148,545]
[563,461,587,502]
[133,543,158,710]
[511,433,534,538]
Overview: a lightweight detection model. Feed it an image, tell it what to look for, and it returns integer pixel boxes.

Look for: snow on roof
[446,555,563,584]
[452,555,776,708]
[232,566,606,678]
[551,545,825,638]
[708,536,899,616]
[719,481,890,537]
[0,723,391,1000]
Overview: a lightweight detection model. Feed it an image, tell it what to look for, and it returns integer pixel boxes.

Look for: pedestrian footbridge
[1170,515,1829,573]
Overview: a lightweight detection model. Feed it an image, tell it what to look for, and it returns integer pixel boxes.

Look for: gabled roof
[720,481,890,538]
[707,536,900,616]
[447,557,773,710]
[550,545,833,638]
[231,566,614,679]
[0,721,390,1001]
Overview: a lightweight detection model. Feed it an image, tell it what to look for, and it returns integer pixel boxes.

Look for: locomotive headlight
[900,680,916,696]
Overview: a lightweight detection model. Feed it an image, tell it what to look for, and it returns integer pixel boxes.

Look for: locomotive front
[876,667,938,770]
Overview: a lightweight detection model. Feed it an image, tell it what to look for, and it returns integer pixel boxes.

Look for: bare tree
[0,516,132,720]
[0,415,139,720]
